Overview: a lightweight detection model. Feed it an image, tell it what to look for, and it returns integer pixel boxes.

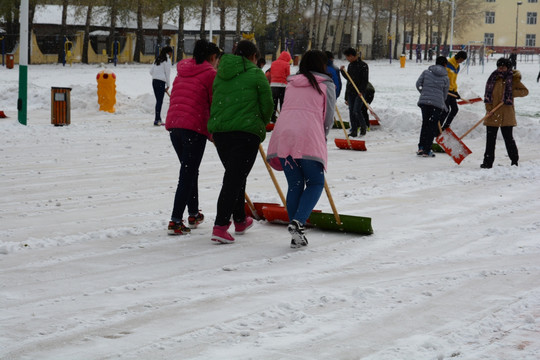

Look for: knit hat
[496,57,512,68]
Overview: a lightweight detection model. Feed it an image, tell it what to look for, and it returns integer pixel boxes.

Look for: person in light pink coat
[266,50,336,248]
[164,39,221,235]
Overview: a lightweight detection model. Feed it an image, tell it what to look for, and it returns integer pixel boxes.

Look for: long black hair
[298,50,329,95]
[155,46,173,65]
[193,39,221,64]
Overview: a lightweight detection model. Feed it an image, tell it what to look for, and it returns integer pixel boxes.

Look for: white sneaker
[288,220,308,248]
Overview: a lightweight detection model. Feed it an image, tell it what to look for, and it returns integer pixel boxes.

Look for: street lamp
[515,1,523,48]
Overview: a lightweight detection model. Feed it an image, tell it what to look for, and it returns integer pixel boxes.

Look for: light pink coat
[266,72,336,170]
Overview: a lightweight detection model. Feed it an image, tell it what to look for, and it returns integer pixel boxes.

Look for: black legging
[213,131,260,226]
[483,126,519,166]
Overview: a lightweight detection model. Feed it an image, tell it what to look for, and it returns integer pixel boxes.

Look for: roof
[32,5,249,32]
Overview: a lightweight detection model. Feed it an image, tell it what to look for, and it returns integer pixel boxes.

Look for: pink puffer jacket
[165,58,217,138]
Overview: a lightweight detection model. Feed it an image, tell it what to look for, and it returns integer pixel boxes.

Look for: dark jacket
[344,58,369,100]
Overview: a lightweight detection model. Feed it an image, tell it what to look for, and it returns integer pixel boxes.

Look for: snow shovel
[458,97,482,105]
[436,103,503,165]
[307,179,373,235]
[341,68,382,126]
[333,105,367,151]
[0,110,7,118]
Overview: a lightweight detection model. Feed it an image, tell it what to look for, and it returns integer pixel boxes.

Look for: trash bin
[400,54,406,68]
[6,54,14,69]
[51,87,72,126]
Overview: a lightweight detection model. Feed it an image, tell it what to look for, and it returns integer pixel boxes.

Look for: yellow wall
[454,1,539,48]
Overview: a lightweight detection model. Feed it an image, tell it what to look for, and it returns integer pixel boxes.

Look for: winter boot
[168,221,191,235]
[211,223,235,244]
[234,216,253,235]
[188,211,205,228]
[288,219,308,248]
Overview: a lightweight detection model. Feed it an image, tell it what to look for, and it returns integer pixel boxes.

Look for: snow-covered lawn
[1,58,539,359]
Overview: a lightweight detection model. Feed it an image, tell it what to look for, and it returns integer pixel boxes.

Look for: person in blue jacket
[324,51,341,98]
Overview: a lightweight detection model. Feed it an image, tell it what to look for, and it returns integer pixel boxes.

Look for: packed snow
[1,56,539,360]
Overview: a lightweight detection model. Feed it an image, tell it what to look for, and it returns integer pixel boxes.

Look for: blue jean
[152,79,166,123]
[347,94,366,133]
[279,156,325,225]
[170,129,207,222]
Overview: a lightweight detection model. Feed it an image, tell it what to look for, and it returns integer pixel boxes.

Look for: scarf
[484,70,513,105]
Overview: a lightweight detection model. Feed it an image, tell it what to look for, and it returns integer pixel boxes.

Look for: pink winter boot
[234,216,254,235]
[211,223,235,244]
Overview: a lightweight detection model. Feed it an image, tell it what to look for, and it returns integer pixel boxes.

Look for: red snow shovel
[0,111,7,118]
[334,105,367,151]
[458,97,482,105]
[341,68,382,126]
[436,103,503,165]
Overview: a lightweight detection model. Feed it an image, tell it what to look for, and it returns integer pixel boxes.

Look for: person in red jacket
[164,39,221,235]
[269,51,292,122]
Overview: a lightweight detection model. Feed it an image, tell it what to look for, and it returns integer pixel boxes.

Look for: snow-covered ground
[1,57,539,360]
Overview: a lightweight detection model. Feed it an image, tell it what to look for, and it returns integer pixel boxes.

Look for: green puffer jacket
[208,54,274,142]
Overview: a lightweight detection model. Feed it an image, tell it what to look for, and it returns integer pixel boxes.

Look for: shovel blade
[245,202,281,220]
[308,212,373,235]
[0,111,7,118]
[334,138,367,151]
[436,128,472,165]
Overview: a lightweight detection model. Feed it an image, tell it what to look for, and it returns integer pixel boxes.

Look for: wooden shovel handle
[244,192,260,220]
[341,68,381,123]
[324,179,342,225]
[335,106,352,148]
[258,144,287,206]
[459,102,504,140]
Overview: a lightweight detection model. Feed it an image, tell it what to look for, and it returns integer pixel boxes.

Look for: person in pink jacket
[269,51,292,122]
[165,39,221,235]
[266,50,336,248]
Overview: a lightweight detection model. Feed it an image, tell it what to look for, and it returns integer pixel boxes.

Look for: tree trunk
[394,0,400,59]
[177,3,185,60]
[108,0,118,58]
[321,0,333,51]
[200,0,207,40]
[308,0,317,50]
[356,0,363,52]
[236,0,241,43]
[386,1,394,59]
[82,4,93,64]
[219,0,226,49]
[331,0,345,53]
[58,0,68,63]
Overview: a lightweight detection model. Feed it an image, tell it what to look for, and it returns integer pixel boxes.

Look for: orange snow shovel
[436,102,503,165]
[0,110,7,118]
[341,68,382,126]
[334,105,367,151]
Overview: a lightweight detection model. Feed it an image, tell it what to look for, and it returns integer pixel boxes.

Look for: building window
[527,12,537,24]
[528,0,537,3]
[486,0,495,2]
[485,12,495,24]
[484,33,494,46]
[525,34,536,46]
[405,31,412,44]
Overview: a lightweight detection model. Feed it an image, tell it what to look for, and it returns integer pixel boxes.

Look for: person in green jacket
[208,40,274,244]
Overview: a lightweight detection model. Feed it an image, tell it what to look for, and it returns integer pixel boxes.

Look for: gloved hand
[449,90,461,99]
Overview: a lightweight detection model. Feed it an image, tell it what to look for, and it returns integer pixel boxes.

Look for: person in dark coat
[509,48,518,70]
[415,56,449,157]
[340,47,369,137]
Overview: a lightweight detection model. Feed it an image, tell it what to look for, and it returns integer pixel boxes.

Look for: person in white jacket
[150,46,173,126]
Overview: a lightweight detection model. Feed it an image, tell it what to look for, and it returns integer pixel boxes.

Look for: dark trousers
[361,91,374,128]
[213,132,260,226]
[347,94,366,134]
[418,105,443,152]
[483,126,519,166]
[441,95,458,129]
[271,86,286,122]
[170,129,207,222]
[152,79,166,123]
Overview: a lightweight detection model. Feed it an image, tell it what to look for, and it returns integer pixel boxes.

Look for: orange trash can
[51,87,72,126]
[6,54,14,69]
